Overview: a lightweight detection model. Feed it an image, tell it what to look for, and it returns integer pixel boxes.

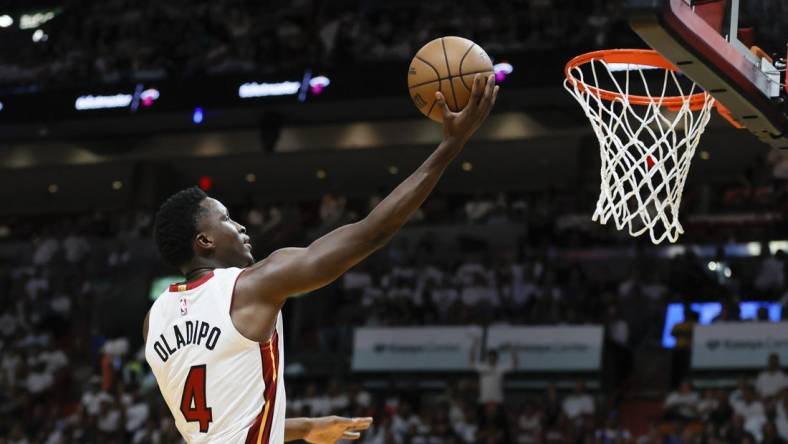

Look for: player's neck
[181,259,223,282]
[183,267,214,282]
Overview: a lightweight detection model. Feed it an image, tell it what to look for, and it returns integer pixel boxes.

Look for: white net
[564,56,716,244]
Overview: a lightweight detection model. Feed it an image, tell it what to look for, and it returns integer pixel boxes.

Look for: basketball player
[143,74,499,443]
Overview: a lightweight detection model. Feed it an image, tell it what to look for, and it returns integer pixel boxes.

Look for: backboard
[627,0,787,150]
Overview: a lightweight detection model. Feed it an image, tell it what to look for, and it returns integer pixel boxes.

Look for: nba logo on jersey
[179,296,188,316]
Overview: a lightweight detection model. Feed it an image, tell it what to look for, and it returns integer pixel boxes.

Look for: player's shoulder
[213,266,244,278]
[210,266,246,288]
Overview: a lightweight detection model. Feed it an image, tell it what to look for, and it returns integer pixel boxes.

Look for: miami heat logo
[179,297,188,316]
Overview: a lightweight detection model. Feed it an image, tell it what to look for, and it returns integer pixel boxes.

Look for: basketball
[408,36,494,122]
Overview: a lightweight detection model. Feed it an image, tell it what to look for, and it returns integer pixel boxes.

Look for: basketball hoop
[564,49,716,244]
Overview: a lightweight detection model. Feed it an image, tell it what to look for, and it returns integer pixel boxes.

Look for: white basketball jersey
[145,267,286,444]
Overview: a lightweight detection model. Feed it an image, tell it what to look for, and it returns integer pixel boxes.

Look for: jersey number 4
[180,365,213,433]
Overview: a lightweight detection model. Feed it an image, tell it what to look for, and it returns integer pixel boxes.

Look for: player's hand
[435,73,499,144]
[304,416,373,443]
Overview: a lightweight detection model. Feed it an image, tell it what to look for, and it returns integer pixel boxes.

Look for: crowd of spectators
[1,0,784,90]
[0,0,637,88]
[657,354,788,444]
[1,177,788,441]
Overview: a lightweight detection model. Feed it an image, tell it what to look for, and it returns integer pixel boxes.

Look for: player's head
[154,187,253,273]
[487,350,498,365]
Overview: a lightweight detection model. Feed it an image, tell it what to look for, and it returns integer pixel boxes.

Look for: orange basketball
[407,36,494,123]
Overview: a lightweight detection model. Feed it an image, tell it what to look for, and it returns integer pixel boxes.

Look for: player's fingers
[485,74,495,97]
[481,85,499,121]
[341,431,362,440]
[470,73,484,99]
[435,92,451,119]
[477,75,496,118]
[465,74,484,113]
[347,417,373,430]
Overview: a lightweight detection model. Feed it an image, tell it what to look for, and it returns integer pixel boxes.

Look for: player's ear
[194,232,214,252]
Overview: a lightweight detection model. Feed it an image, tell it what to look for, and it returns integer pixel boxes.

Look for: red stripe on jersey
[259,332,280,443]
[245,331,279,444]
[168,271,214,292]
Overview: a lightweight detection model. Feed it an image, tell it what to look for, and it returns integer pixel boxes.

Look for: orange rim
[564,49,710,110]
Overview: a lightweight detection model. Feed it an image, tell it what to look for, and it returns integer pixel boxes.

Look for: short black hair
[154,187,208,268]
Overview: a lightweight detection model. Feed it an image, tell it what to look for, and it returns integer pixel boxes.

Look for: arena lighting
[662,301,782,348]
[75,85,159,111]
[0,101,4,111]
[493,62,513,82]
[0,15,13,28]
[238,81,300,98]
[192,107,204,124]
[308,76,330,95]
[31,29,47,42]
[198,176,213,191]
[140,89,159,107]
[75,94,133,110]
[20,11,56,30]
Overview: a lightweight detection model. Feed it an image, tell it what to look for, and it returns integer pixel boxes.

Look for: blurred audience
[1,184,788,442]
[0,0,637,88]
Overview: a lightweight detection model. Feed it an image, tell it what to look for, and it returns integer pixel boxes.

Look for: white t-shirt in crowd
[519,412,541,432]
[26,371,53,394]
[32,237,58,265]
[755,370,788,398]
[462,286,498,306]
[608,320,629,347]
[391,413,422,437]
[562,394,595,419]
[306,395,332,416]
[432,287,459,306]
[776,402,788,440]
[125,402,150,432]
[50,295,71,315]
[734,400,768,442]
[664,391,700,408]
[44,430,63,444]
[97,407,122,432]
[453,419,477,444]
[355,390,371,408]
[133,428,162,444]
[330,394,350,411]
[81,390,113,416]
[63,235,89,263]
[474,361,513,404]
[343,271,372,290]
[40,349,68,373]
[732,399,766,423]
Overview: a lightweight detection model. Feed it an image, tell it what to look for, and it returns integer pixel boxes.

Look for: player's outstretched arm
[238,74,499,304]
[285,416,373,443]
